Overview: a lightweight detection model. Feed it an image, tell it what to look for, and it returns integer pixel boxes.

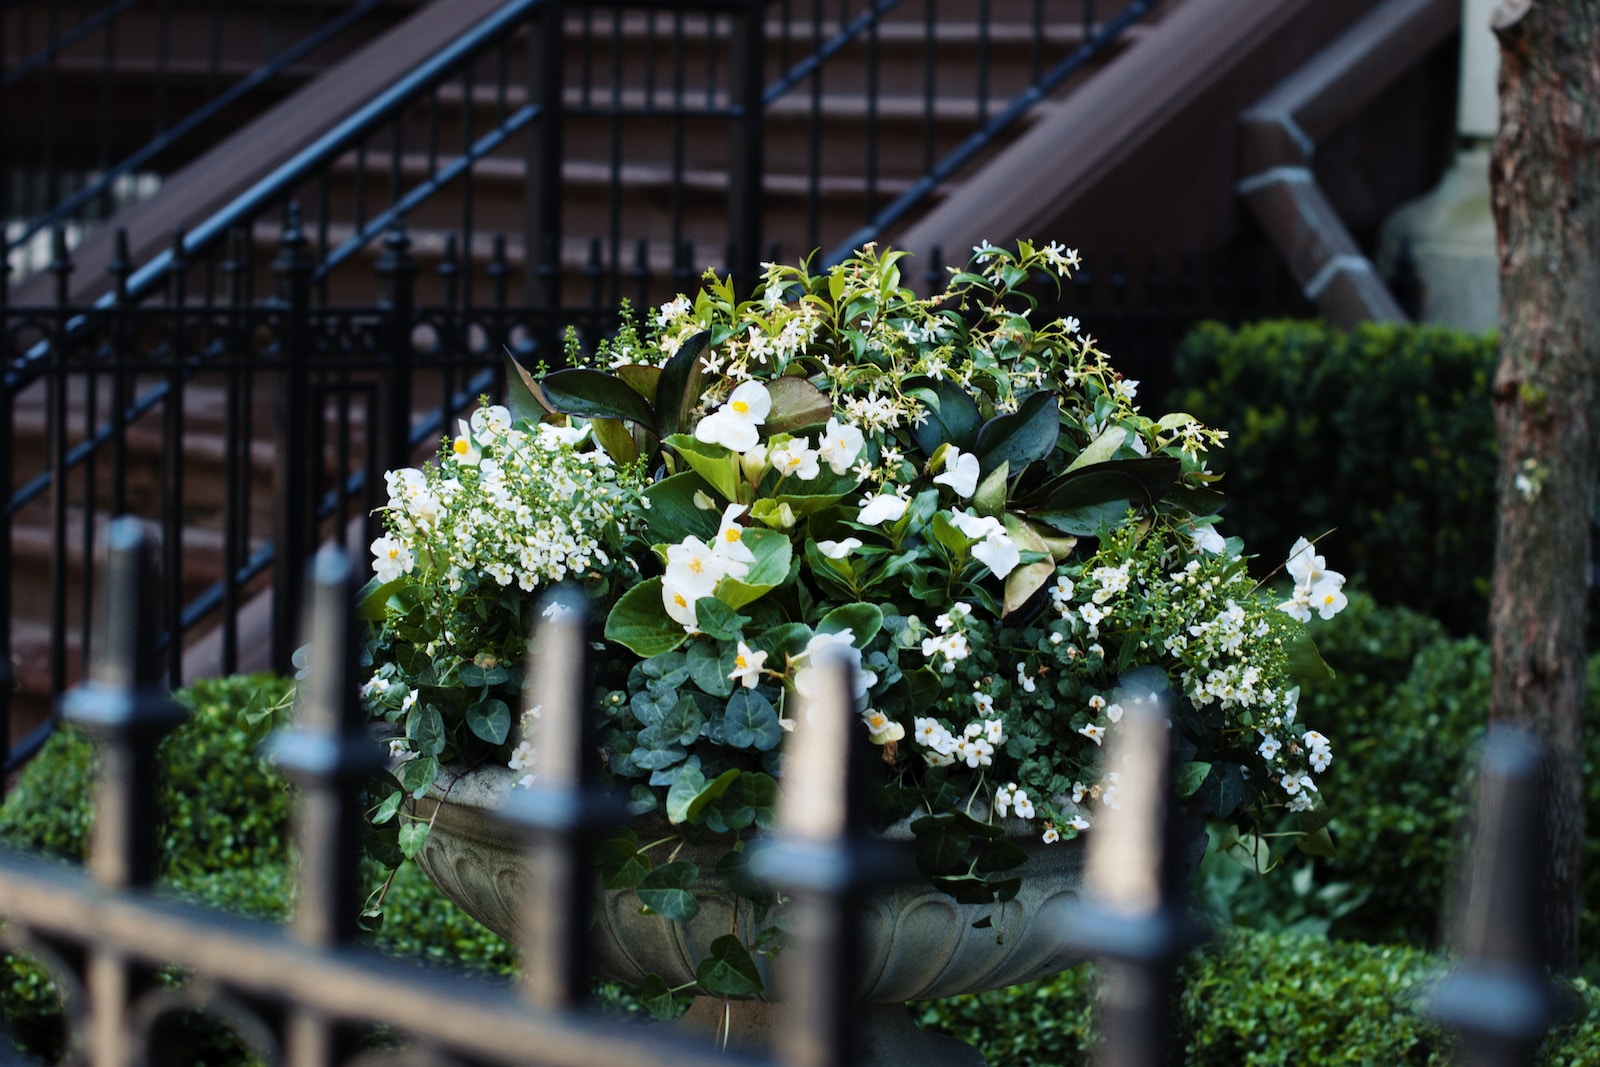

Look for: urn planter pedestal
[411,764,1092,1067]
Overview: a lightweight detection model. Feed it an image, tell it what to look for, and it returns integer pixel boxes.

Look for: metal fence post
[726,0,766,298]
[1426,728,1562,1067]
[525,0,566,318]
[271,201,317,675]
[376,220,418,478]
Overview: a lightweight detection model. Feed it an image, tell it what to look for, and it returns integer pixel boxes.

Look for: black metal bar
[725,0,766,295]
[47,228,73,698]
[526,1,566,310]
[161,228,189,692]
[1426,728,1562,1067]
[377,221,418,476]
[270,202,315,675]
[2,0,142,86]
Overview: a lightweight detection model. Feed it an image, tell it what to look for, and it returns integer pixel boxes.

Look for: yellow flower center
[724,528,742,543]
[731,400,750,415]
[453,438,470,455]
[734,654,749,670]
[672,593,689,609]
[688,558,704,574]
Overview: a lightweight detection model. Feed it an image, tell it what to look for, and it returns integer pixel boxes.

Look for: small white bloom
[695,380,771,452]
[729,641,768,689]
[857,492,909,525]
[862,709,905,744]
[1012,791,1035,819]
[816,418,866,476]
[816,537,863,559]
[1259,735,1282,761]
[1078,723,1106,746]
[933,447,981,498]
[1015,661,1036,694]
[770,437,821,480]
[1042,825,1062,843]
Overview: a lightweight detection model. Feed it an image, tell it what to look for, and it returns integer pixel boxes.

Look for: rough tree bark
[1487,0,1600,973]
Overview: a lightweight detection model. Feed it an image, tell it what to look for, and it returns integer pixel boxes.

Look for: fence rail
[0,520,1566,1065]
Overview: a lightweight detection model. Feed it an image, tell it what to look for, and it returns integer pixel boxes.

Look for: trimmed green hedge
[1170,320,1497,635]
[919,931,1600,1066]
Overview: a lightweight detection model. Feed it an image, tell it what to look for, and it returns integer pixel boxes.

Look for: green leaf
[505,350,552,425]
[1297,825,1339,859]
[663,433,743,503]
[715,844,771,902]
[405,702,446,758]
[1001,513,1055,617]
[911,815,971,877]
[356,574,404,622]
[605,579,690,657]
[695,934,765,997]
[816,602,883,647]
[642,472,723,544]
[763,376,835,436]
[397,756,438,799]
[714,528,792,609]
[465,697,512,745]
[589,416,639,466]
[693,597,748,642]
[371,786,404,825]
[636,860,701,921]
[1065,425,1127,472]
[1286,630,1335,682]
[722,690,783,751]
[639,973,692,1021]
[720,772,780,830]
[616,363,662,401]
[1175,761,1212,797]
[975,390,1059,475]
[1199,763,1246,819]
[654,331,710,438]
[973,461,1009,517]
[906,377,982,454]
[398,820,431,859]
[657,696,705,747]
[687,639,737,698]
[541,368,658,428]
[1030,498,1131,538]
[668,767,740,825]
[599,832,654,889]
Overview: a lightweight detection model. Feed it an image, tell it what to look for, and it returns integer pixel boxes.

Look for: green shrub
[1171,320,1497,634]
[919,930,1600,1066]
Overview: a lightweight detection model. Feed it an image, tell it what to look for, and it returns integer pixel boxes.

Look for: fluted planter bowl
[411,763,1094,1066]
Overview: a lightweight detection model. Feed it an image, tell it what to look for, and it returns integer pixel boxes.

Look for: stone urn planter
[411,762,1100,1067]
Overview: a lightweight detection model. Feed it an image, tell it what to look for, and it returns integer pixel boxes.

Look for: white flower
[1067,814,1091,832]
[1042,825,1061,843]
[994,784,1013,818]
[661,575,705,630]
[862,709,905,744]
[402,688,419,712]
[695,380,771,451]
[1012,791,1035,819]
[857,492,909,525]
[711,504,756,575]
[449,421,482,467]
[816,537,863,559]
[769,437,821,480]
[971,531,1021,579]
[1105,703,1124,724]
[370,535,414,583]
[1309,747,1333,773]
[729,641,768,689]
[983,718,1005,745]
[1050,575,1075,607]
[973,691,995,716]
[1079,723,1106,746]
[388,738,416,763]
[816,418,866,475]
[665,535,729,596]
[1071,781,1088,804]
[1015,661,1036,694]
[794,630,877,701]
[1191,523,1226,555]
[962,737,994,768]
[933,447,981,498]
[535,421,590,449]
[1258,735,1282,761]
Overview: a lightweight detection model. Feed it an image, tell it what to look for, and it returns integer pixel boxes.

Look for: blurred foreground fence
[0,519,1563,1066]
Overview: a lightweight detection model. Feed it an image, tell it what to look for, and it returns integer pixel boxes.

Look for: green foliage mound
[919,931,1600,1067]
[1170,320,1497,634]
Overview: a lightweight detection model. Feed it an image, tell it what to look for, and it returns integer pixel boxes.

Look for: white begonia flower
[371,534,414,584]
[971,530,1021,579]
[1067,814,1091,832]
[816,537,863,559]
[711,504,756,575]
[740,442,770,483]
[1043,825,1062,843]
[770,436,821,481]
[862,709,905,744]
[388,738,416,763]
[665,535,730,595]
[933,446,981,498]
[1259,735,1282,761]
[729,641,768,689]
[661,574,705,630]
[450,420,483,467]
[1311,580,1348,619]
[695,380,771,452]
[470,404,514,439]
[1105,703,1124,724]
[1192,523,1226,555]
[1079,723,1106,746]
[816,418,866,475]
[857,492,909,525]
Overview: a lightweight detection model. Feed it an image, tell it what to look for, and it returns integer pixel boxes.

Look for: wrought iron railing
[0,521,1565,1065]
[1,0,399,276]
[1,0,1185,774]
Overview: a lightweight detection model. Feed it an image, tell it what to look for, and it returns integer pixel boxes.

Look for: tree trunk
[1488,0,1600,974]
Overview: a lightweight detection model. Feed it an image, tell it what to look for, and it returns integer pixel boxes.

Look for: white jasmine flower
[857,492,909,525]
[816,537,863,559]
[933,446,981,498]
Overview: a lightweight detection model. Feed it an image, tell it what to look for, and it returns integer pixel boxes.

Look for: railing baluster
[271,202,316,675]
[1426,728,1562,1067]
[1059,698,1205,1067]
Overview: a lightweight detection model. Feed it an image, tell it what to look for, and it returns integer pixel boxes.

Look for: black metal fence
[0,521,1564,1065]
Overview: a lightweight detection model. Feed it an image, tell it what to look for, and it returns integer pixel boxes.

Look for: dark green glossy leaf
[720,772,779,830]
[541,368,658,427]
[504,350,552,425]
[405,703,446,758]
[695,934,765,997]
[639,973,692,1021]
[906,376,983,455]
[605,579,690,658]
[1176,761,1212,798]
[911,815,970,877]
[636,860,701,921]
[694,597,749,642]
[715,843,771,902]
[655,331,710,438]
[975,390,1059,475]
[397,755,438,799]
[642,472,723,544]
[722,690,783,752]
[465,697,511,745]
[599,832,654,889]
[398,821,430,859]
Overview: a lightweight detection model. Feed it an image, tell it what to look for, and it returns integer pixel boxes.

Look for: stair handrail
[821,0,1166,264]
[5,0,395,258]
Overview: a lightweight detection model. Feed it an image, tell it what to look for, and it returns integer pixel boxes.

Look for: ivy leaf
[695,934,765,997]
[715,843,771,902]
[398,821,431,859]
[658,696,706,747]
[1175,761,1212,798]
[636,860,701,921]
[370,783,404,825]
[931,875,997,905]
[465,697,511,745]
[630,744,688,771]
[599,832,654,889]
[720,772,779,830]
[639,973,692,1021]
[911,814,970,877]
[722,690,783,751]
[1199,763,1246,819]
[405,703,446,758]
[687,639,737,698]
[397,756,438,799]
